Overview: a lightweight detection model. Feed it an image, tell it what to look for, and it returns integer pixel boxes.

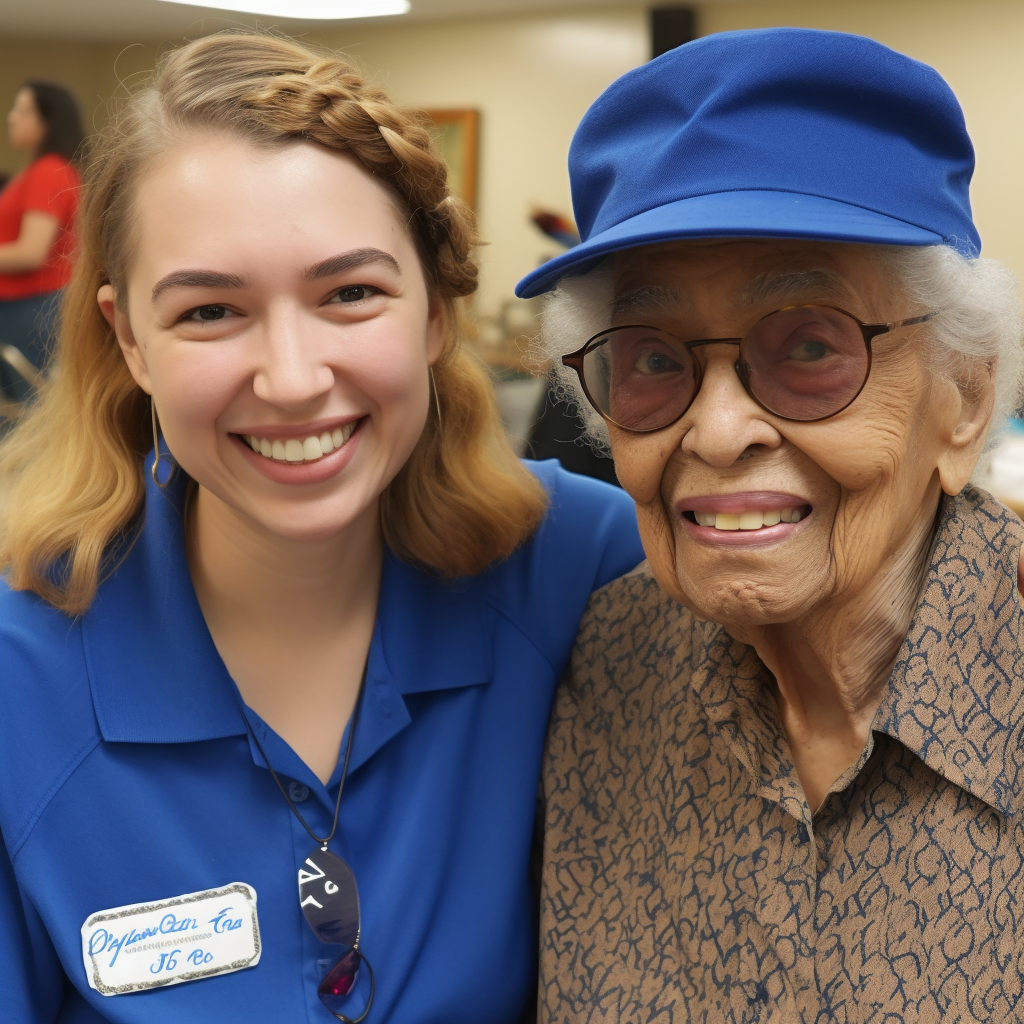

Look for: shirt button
[288,782,310,803]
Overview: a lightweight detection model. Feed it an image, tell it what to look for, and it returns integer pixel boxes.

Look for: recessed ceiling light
[155,0,410,19]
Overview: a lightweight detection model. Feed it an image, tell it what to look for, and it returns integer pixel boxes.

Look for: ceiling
[0,0,658,42]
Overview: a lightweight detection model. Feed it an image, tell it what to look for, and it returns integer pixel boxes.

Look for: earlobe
[936,364,995,496]
[97,284,152,394]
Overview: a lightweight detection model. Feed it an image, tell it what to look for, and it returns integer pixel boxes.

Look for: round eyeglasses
[561,304,938,433]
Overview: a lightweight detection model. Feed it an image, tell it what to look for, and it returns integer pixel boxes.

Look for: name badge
[80,882,261,996]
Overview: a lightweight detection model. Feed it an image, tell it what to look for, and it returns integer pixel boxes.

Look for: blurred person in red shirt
[0,82,82,402]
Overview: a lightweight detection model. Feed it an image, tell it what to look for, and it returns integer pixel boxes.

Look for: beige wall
[0,0,1022,317]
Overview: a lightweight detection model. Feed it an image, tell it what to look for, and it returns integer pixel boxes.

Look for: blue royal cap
[516,27,979,298]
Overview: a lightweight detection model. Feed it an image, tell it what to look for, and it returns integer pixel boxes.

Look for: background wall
[0,0,1021,323]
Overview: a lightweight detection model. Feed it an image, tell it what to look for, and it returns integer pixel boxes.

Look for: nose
[677,344,782,466]
[251,305,335,410]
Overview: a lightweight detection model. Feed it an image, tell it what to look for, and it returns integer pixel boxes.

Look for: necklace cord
[233,668,367,848]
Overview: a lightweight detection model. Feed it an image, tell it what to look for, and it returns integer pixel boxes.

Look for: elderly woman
[517,28,1024,1023]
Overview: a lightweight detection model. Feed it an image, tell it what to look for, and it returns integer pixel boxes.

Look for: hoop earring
[429,367,444,435]
[150,397,172,489]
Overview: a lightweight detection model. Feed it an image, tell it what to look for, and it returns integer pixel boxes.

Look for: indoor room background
[1,0,1022,329]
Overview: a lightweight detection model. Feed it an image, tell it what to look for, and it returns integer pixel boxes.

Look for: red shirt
[0,154,80,300]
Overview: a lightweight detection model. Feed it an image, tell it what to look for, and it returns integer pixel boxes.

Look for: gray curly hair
[529,244,1024,458]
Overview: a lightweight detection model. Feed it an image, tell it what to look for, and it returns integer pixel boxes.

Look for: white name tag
[80,882,261,996]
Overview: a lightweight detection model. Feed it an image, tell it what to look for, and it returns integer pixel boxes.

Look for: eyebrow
[734,269,852,308]
[151,270,247,303]
[150,248,402,304]
[303,248,401,282]
[610,285,687,320]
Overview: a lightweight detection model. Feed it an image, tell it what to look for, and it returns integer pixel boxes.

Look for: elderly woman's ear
[935,357,995,496]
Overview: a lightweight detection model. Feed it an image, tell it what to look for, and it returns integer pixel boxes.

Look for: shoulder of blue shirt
[0,459,643,853]
[479,459,643,661]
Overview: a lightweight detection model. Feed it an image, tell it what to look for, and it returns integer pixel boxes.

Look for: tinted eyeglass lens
[741,306,869,421]
[582,326,696,432]
[300,849,360,946]
[319,948,363,1005]
[581,308,871,430]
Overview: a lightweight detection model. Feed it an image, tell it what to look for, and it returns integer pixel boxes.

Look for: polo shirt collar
[83,461,492,769]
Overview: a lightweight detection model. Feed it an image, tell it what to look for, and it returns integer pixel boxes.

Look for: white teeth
[244,422,356,463]
[694,506,806,530]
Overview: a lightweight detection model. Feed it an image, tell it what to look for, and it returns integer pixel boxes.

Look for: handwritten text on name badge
[80,883,261,995]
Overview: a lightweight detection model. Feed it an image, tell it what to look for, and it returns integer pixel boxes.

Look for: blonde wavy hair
[0,32,546,615]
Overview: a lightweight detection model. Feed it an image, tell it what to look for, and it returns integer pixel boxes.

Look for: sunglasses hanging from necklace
[234,672,374,1023]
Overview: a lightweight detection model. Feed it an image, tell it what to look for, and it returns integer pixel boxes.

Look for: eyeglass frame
[560,304,938,432]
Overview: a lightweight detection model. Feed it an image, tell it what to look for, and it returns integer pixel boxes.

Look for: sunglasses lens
[582,326,695,431]
[319,947,362,1003]
[299,849,360,947]
[742,306,869,420]
[319,947,376,1024]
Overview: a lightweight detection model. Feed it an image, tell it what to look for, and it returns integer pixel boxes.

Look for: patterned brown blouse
[540,486,1024,1023]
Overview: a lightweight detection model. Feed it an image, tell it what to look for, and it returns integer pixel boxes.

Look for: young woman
[0,34,642,1023]
[0,81,83,401]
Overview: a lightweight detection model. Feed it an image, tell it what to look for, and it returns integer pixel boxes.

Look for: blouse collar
[686,485,1024,819]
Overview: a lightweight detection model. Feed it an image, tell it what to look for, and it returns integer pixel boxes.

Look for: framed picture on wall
[423,109,480,212]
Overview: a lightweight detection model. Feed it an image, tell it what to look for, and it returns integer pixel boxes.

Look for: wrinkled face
[7,88,45,153]
[605,239,974,628]
[103,136,443,545]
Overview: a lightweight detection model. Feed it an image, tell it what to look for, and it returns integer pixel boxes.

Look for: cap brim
[515,190,945,298]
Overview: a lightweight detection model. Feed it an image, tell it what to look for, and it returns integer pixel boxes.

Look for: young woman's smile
[101,136,444,545]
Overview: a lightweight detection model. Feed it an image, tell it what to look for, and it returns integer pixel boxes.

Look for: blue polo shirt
[0,459,642,1024]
